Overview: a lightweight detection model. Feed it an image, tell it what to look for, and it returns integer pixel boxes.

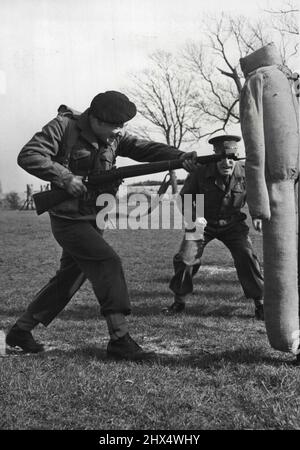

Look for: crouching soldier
[164,135,264,320]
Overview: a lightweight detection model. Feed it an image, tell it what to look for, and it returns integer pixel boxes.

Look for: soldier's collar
[77,109,99,149]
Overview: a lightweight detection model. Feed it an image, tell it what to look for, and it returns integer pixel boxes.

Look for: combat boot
[107,333,155,361]
[162,295,186,314]
[6,324,44,353]
[162,302,186,314]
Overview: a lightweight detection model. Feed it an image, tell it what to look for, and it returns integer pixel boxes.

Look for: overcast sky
[0,0,293,193]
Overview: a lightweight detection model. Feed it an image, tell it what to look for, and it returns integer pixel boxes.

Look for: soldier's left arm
[117,133,197,170]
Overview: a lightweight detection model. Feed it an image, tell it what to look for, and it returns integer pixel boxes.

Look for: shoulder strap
[57,105,81,167]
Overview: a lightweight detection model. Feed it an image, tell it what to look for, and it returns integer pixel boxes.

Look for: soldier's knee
[234,244,254,258]
[234,248,261,271]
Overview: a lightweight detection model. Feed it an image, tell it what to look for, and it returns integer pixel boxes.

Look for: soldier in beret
[164,135,264,320]
[6,90,197,361]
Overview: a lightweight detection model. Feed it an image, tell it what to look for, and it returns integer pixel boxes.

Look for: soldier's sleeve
[17,116,73,188]
[117,132,184,161]
[240,163,247,208]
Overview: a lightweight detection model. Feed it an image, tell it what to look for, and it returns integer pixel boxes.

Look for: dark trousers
[169,221,264,300]
[27,216,130,326]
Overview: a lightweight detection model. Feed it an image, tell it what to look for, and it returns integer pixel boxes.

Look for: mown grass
[0,210,299,430]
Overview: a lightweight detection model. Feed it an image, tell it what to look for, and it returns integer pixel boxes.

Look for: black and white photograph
[0,0,299,435]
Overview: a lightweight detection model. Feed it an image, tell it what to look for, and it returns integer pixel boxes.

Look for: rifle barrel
[88,153,240,185]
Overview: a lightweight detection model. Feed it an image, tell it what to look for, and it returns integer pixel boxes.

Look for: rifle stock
[33,153,242,215]
[33,189,71,215]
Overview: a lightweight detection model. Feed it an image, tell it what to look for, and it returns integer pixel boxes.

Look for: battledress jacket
[18,108,184,220]
[180,161,247,227]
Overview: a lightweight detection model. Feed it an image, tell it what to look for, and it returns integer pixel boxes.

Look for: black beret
[208,135,241,155]
[89,91,137,124]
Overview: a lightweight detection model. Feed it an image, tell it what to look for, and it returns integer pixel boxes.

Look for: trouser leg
[169,234,211,298]
[50,217,131,318]
[19,250,86,327]
[220,222,264,301]
[105,313,128,341]
[169,257,200,300]
[17,215,131,340]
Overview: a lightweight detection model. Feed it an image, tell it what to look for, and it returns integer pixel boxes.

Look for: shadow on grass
[0,305,101,323]
[58,305,101,321]
[130,289,170,299]
[34,345,296,368]
[130,289,239,301]
[1,299,251,323]
[153,276,238,285]
[131,303,253,320]
[188,305,253,320]
[157,347,296,369]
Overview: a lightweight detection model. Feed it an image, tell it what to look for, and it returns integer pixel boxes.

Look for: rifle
[33,153,243,215]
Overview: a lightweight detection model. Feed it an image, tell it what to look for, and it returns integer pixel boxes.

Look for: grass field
[0,210,299,430]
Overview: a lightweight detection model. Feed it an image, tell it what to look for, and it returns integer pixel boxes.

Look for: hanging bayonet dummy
[239,43,300,360]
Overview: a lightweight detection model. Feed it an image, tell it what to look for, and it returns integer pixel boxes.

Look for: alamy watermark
[95,187,205,238]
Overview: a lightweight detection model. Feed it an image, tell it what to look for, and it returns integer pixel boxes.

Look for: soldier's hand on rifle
[63,174,87,197]
[180,151,198,172]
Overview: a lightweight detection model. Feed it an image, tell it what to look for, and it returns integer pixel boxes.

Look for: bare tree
[126,7,298,163]
[183,11,298,135]
[264,1,299,63]
[128,51,203,145]
[265,0,299,36]
[127,51,202,192]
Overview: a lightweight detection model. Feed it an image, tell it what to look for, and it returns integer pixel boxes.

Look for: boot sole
[6,338,44,354]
